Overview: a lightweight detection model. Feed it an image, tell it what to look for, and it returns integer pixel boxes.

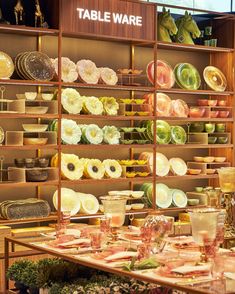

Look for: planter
[39,289,49,294]
[14,281,28,294]
[29,287,39,294]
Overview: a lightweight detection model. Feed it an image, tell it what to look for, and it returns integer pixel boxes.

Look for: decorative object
[157,7,178,42]
[174,63,201,90]
[203,66,227,92]
[35,0,44,27]
[14,0,24,25]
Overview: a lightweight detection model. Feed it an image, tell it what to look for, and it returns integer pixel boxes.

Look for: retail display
[157,7,178,42]
[203,66,227,92]
[0,51,14,79]
[174,63,201,90]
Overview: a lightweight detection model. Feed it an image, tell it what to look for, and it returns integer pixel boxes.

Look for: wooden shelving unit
[0,0,234,228]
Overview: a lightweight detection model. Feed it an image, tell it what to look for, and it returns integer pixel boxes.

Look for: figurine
[158,7,178,43]
[175,11,201,45]
[14,0,24,25]
[35,0,44,27]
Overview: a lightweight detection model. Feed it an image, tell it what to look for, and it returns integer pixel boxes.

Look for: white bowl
[41,93,54,101]
[131,191,144,199]
[126,205,132,211]
[25,92,37,101]
[131,203,145,210]
[25,106,48,114]
[16,94,26,100]
[22,124,48,132]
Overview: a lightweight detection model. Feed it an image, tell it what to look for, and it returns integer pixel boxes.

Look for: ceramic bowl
[41,93,54,101]
[195,187,204,192]
[210,111,219,118]
[217,137,228,144]
[205,123,215,134]
[23,138,48,145]
[197,99,208,106]
[206,168,216,175]
[25,92,37,101]
[25,158,36,168]
[125,205,132,211]
[131,203,145,210]
[193,156,204,162]
[188,169,201,175]
[218,100,227,106]
[208,100,218,106]
[37,158,49,168]
[22,124,48,132]
[14,158,25,168]
[219,111,230,118]
[25,107,48,114]
[208,137,217,144]
[188,199,200,206]
[189,107,205,118]
[203,156,215,163]
[214,157,226,163]
[215,123,226,133]
[16,94,26,100]
[26,169,48,182]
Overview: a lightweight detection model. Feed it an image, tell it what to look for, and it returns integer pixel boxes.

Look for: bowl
[218,100,227,106]
[99,205,104,212]
[219,111,230,118]
[210,111,219,118]
[188,199,200,206]
[22,124,48,132]
[203,156,215,163]
[131,191,144,199]
[16,94,26,100]
[217,137,228,144]
[215,123,226,133]
[26,169,48,182]
[25,92,37,101]
[206,168,216,175]
[23,138,48,145]
[208,100,218,106]
[25,158,36,168]
[195,187,204,192]
[197,99,208,106]
[131,203,145,210]
[189,122,205,133]
[214,157,226,163]
[188,169,201,175]
[193,156,204,162]
[189,107,205,118]
[126,205,132,211]
[37,158,49,168]
[208,137,217,144]
[14,158,25,168]
[25,107,48,114]
[41,93,54,101]
[205,123,215,134]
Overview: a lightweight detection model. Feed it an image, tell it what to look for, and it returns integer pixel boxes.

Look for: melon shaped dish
[0,51,14,79]
[156,152,170,177]
[61,119,81,145]
[100,97,119,115]
[53,188,81,216]
[146,60,175,89]
[61,88,83,114]
[61,153,84,180]
[171,189,187,208]
[83,159,105,179]
[82,96,104,115]
[169,157,187,176]
[99,67,118,85]
[77,59,100,84]
[156,183,172,208]
[103,126,120,145]
[76,192,99,214]
[103,159,122,178]
[81,124,103,145]
[53,57,78,83]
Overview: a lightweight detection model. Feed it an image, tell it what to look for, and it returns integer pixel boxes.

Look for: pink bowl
[208,100,218,106]
[189,107,205,118]
[219,111,230,118]
[218,100,227,106]
[210,111,219,118]
[197,99,208,106]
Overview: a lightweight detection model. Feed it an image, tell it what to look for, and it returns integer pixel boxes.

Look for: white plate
[171,189,187,208]
[156,183,172,208]
[156,153,170,177]
[169,157,187,176]
[53,188,81,216]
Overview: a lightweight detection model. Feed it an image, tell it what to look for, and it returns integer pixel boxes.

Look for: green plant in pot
[20,262,39,294]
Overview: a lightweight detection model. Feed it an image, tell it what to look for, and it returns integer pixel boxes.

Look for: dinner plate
[156,93,172,116]
[174,63,201,90]
[171,99,189,118]
[156,152,170,176]
[169,157,187,176]
[53,188,81,216]
[203,66,227,92]
[0,51,14,79]
[171,189,187,208]
[156,120,171,144]
[156,183,172,208]
[171,126,187,144]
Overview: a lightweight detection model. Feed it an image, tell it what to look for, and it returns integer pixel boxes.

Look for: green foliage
[20,262,39,288]
[6,260,34,283]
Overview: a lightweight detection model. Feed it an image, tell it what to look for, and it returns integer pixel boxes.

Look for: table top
[4,236,235,294]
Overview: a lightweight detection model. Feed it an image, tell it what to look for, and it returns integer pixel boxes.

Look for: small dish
[205,123,215,134]
[136,112,149,116]
[125,111,136,116]
[210,111,219,118]
[188,199,200,206]
[37,158,49,168]
[41,93,54,101]
[218,100,227,106]
[208,100,218,106]
[25,158,36,168]
[216,123,226,133]
[14,158,25,168]
[25,107,48,114]
[120,139,134,145]
[214,157,226,163]
[23,138,48,145]
[203,156,215,163]
[137,172,150,177]
[219,111,230,118]
[16,94,26,100]
[195,187,203,192]
[206,168,216,175]
[197,99,208,106]
[189,107,205,118]
[131,203,145,210]
[117,69,131,74]
[26,169,48,182]
[126,205,132,211]
[188,169,201,175]
[217,137,228,144]
[193,156,204,162]
[22,124,48,132]
[208,137,217,144]
[134,99,144,105]
[131,191,144,199]
[126,172,137,178]
[25,92,37,101]
[131,69,143,75]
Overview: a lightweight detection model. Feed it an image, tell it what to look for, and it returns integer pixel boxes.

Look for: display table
[4,237,235,294]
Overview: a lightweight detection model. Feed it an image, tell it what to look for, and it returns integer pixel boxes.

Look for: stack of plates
[174,63,201,90]
[0,51,14,79]
[15,51,54,81]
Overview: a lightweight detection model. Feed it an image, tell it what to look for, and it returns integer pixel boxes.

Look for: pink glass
[55,223,66,238]
[100,216,111,234]
[137,243,151,260]
[61,211,71,226]
[90,231,102,250]
[212,254,225,279]
[140,226,152,243]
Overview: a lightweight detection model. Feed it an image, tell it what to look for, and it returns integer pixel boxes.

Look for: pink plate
[171,99,189,117]
[157,93,172,116]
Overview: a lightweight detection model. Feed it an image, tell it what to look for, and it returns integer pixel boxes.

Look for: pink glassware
[137,243,151,260]
[90,231,102,250]
[100,216,111,234]
[140,226,152,243]
[55,223,66,238]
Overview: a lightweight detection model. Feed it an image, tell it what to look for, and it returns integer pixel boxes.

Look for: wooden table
[4,237,235,294]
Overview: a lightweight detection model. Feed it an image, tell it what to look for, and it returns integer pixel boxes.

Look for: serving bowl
[208,100,218,106]
[210,111,219,118]
[204,156,215,163]
[193,156,204,162]
[188,169,201,175]
[195,187,203,192]
[216,123,226,133]
[217,137,228,144]
[205,123,215,134]
[14,158,25,168]
[214,157,226,163]
[189,107,205,118]
[23,138,48,145]
[208,137,217,144]
[22,124,48,132]
[37,158,49,168]
[218,100,227,106]
[206,168,216,175]
[41,93,54,101]
[219,111,230,118]
[131,203,145,210]
[25,107,48,114]
[25,92,37,101]
[26,169,48,182]
[197,99,208,106]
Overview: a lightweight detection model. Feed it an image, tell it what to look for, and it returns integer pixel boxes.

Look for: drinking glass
[90,231,103,251]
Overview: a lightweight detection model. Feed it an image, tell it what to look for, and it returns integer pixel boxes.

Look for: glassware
[90,231,103,251]
[218,167,235,193]
[100,215,111,234]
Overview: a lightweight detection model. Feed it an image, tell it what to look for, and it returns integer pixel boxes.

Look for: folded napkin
[224,272,235,280]
[172,264,211,275]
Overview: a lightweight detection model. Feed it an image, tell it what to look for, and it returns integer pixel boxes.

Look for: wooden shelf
[157,41,234,53]
[0,144,58,150]
[156,144,233,149]
[156,174,218,181]
[62,144,154,150]
[0,79,59,87]
[0,215,57,225]
[62,176,153,185]
[0,113,59,119]
[159,205,206,213]
[0,180,58,188]
[0,24,59,36]
[62,114,155,121]
[157,117,233,122]
[157,88,234,96]
[61,82,154,92]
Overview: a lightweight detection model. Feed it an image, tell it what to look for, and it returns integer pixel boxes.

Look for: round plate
[156,183,172,208]
[24,51,54,81]
[157,93,172,116]
[0,126,4,144]
[171,126,187,144]
[156,152,170,177]
[171,189,187,208]
[171,99,189,118]
[146,60,175,88]
[174,63,201,90]
[156,120,171,144]
[169,157,187,176]
[0,51,14,79]
[53,188,81,216]
[203,66,227,92]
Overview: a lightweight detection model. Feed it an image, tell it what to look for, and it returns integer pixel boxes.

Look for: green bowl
[195,187,204,192]
[205,123,215,134]
[215,123,226,133]
[217,137,228,144]
[189,122,205,133]
[208,137,217,144]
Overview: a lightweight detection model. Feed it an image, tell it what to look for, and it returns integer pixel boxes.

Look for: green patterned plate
[174,63,201,90]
